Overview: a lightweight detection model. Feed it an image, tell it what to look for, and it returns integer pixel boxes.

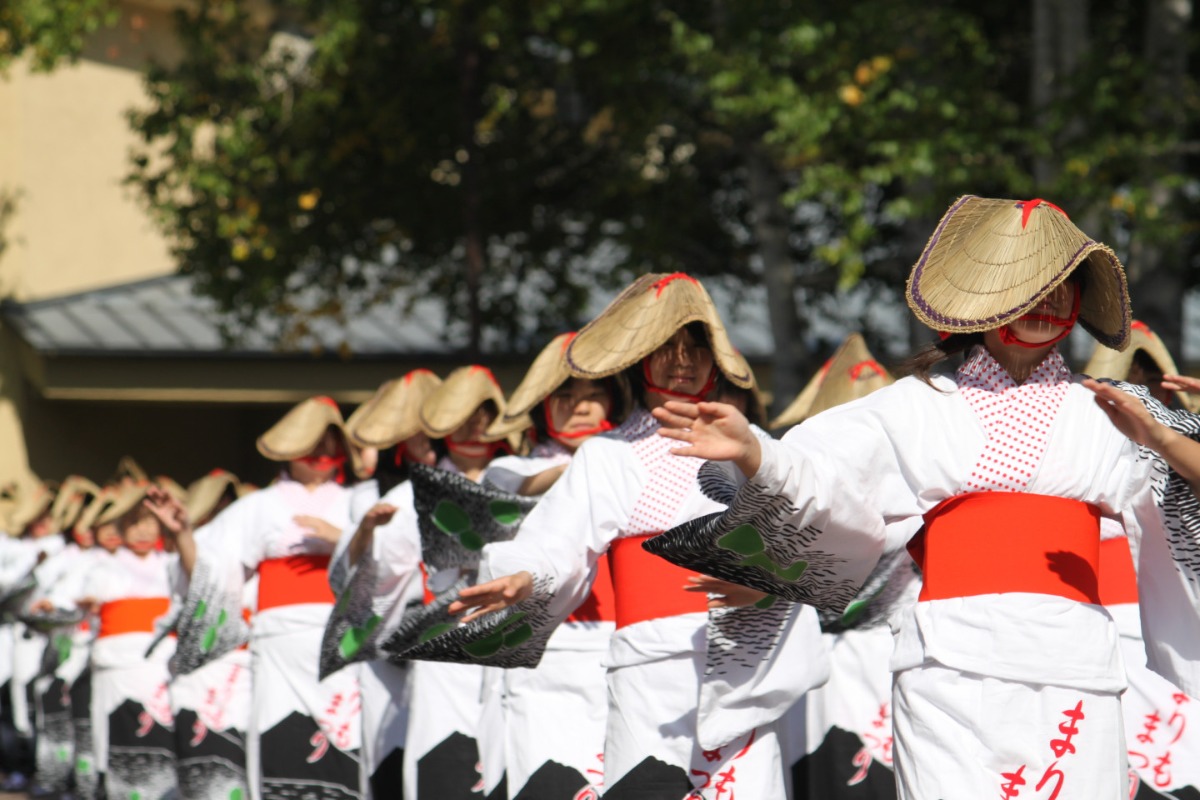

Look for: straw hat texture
[97,480,156,526]
[112,456,149,483]
[50,476,102,533]
[565,273,754,388]
[906,196,1131,350]
[186,469,242,524]
[1084,320,1198,413]
[485,333,578,441]
[76,487,118,531]
[770,333,894,430]
[7,481,58,535]
[419,366,509,441]
[348,369,444,449]
[257,396,365,476]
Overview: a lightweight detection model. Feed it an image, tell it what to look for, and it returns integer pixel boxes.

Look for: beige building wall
[0,2,184,494]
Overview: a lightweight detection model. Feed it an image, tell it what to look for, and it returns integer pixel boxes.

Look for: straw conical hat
[155,475,188,503]
[186,469,242,524]
[565,273,753,388]
[112,456,149,484]
[348,370,444,449]
[1084,320,1198,412]
[419,366,509,441]
[75,487,118,532]
[257,395,364,475]
[907,196,1131,350]
[8,481,58,535]
[485,333,576,440]
[770,333,894,430]
[49,476,102,533]
[97,480,162,526]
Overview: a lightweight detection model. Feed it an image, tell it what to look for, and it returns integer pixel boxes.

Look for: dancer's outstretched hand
[684,574,768,609]
[652,400,762,477]
[1163,373,1200,395]
[449,571,533,624]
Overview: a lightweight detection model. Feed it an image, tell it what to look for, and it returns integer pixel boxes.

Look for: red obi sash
[567,555,616,623]
[908,493,1101,604]
[1098,536,1139,606]
[608,535,707,629]
[257,555,334,612]
[98,597,170,638]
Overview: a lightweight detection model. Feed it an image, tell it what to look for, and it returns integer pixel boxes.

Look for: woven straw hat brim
[76,490,116,532]
[185,471,241,524]
[10,485,56,534]
[97,482,152,526]
[419,366,509,441]
[769,362,827,430]
[1084,324,1198,413]
[492,333,576,432]
[348,370,444,449]
[906,196,1131,350]
[565,273,753,389]
[257,397,362,476]
[114,456,148,483]
[770,334,893,429]
[49,476,101,531]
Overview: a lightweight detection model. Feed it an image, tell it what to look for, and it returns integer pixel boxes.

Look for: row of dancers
[2,194,1200,799]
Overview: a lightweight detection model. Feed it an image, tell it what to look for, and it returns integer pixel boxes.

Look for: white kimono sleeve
[166,496,255,674]
[648,391,921,612]
[319,481,422,678]
[396,435,637,668]
[1118,382,1200,699]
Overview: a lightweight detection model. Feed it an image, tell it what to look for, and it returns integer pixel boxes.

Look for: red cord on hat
[650,273,699,298]
[849,360,887,380]
[1015,198,1068,229]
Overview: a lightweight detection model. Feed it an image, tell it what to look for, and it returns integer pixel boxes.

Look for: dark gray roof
[8,272,1196,365]
[1,274,465,358]
[0,273,783,361]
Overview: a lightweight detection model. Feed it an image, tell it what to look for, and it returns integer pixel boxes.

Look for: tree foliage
[116,0,1200,358]
[0,0,117,73]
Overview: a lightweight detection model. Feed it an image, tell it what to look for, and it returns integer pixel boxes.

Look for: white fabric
[192,476,361,795]
[333,477,422,795]
[480,409,826,793]
[743,345,1197,797]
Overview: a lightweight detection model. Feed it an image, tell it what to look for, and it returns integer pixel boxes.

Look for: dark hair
[429,399,502,459]
[899,332,985,387]
[1131,349,1164,380]
[531,375,633,442]
[375,445,411,495]
[629,322,713,406]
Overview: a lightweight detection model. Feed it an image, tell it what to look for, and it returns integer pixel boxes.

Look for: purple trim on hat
[911,198,1127,341]
[915,242,1093,329]
[909,195,975,323]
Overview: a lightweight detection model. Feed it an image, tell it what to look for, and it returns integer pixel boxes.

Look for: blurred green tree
[0,0,117,72]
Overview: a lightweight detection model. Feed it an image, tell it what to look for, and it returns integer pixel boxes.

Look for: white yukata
[473,408,828,800]
[26,541,101,793]
[183,475,362,799]
[167,515,255,800]
[403,456,489,800]
[84,547,177,800]
[328,477,423,798]
[4,535,65,751]
[1096,519,1200,796]
[784,542,920,799]
[38,544,106,799]
[477,440,612,799]
[649,346,1200,800]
